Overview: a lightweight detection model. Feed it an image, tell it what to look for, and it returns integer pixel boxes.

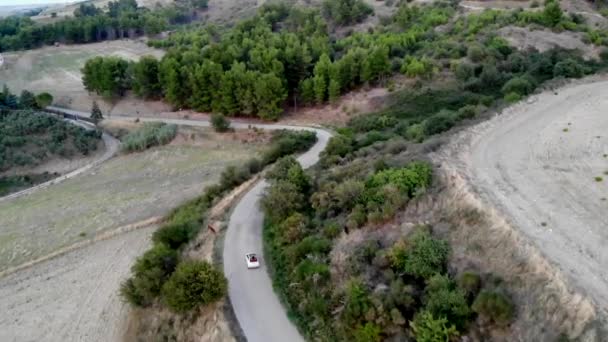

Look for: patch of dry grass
[0,127,261,271]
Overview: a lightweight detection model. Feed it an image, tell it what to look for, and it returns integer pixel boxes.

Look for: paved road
[46,106,333,342]
[438,81,608,313]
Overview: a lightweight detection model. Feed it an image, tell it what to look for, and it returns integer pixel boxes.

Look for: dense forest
[0,0,207,52]
[81,0,607,122]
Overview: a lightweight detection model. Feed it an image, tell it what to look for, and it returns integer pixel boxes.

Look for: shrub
[162,260,227,312]
[211,113,231,132]
[122,122,178,153]
[504,92,522,103]
[323,134,353,158]
[152,222,196,250]
[472,290,515,326]
[553,59,585,78]
[404,123,425,142]
[457,105,479,120]
[390,227,449,279]
[35,92,53,108]
[424,274,471,330]
[261,180,306,222]
[354,322,382,342]
[120,244,179,306]
[424,110,456,136]
[458,272,481,297]
[410,310,459,342]
[501,77,535,96]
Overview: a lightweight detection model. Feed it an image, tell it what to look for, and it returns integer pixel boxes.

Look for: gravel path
[437,80,608,313]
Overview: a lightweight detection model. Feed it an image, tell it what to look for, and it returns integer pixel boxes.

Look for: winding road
[437,80,608,314]
[41,107,332,342]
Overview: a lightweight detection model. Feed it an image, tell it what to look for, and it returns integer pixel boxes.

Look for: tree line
[0,0,207,52]
[81,2,431,120]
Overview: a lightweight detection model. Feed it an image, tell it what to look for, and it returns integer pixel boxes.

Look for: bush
[424,110,456,136]
[261,180,306,222]
[553,59,586,78]
[410,310,459,342]
[120,244,179,306]
[458,272,481,297]
[121,122,178,153]
[162,260,227,312]
[152,222,196,250]
[424,274,471,330]
[354,322,382,342]
[211,113,231,132]
[390,227,449,279]
[35,92,53,108]
[504,92,522,103]
[472,290,515,326]
[501,76,535,96]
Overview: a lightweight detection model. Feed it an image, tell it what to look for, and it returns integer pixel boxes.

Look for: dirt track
[437,79,608,315]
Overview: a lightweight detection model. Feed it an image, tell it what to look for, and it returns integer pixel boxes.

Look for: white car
[246,253,260,269]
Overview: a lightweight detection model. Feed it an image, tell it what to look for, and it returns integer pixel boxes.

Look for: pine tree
[19,90,37,109]
[90,101,104,124]
[328,79,340,103]
[313,74,327,104]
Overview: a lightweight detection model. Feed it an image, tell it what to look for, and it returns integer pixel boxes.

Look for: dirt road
[437,80,608,314]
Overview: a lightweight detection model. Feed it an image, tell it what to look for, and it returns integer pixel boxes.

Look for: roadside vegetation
[120,130,317,312]
[121,122,178,153]
[0,0,208,52]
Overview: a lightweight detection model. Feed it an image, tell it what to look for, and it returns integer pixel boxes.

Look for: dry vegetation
[0,125,262,272]
[0,40,168,114]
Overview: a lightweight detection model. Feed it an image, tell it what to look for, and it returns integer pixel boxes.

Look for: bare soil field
[0,225,157,342]
[0,125,261,271]
[0,40,168,114]
[433,77,608,338]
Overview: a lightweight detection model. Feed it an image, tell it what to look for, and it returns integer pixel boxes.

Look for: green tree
[133,56,161,99]
[543,0,563,27]
[19,90,37,109]
[90,101,104,123]
[161,260,227,312]
[211,113,231,132]
[328,78,341,103]
[299,78,315,105]
[35,92,53,108]
[120,243,178,306]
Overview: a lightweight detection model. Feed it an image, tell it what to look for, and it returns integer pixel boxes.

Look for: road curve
[46,106,333,342]
[436,80,608,312]
[0,114,119,203]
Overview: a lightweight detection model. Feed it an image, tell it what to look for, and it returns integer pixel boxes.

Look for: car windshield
[250,256,257,261]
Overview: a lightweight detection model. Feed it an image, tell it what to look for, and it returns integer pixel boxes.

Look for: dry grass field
[0,125,262,272]
[0,40,168,114]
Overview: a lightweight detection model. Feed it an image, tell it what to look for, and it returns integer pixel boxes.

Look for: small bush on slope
[162,260,227,312]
